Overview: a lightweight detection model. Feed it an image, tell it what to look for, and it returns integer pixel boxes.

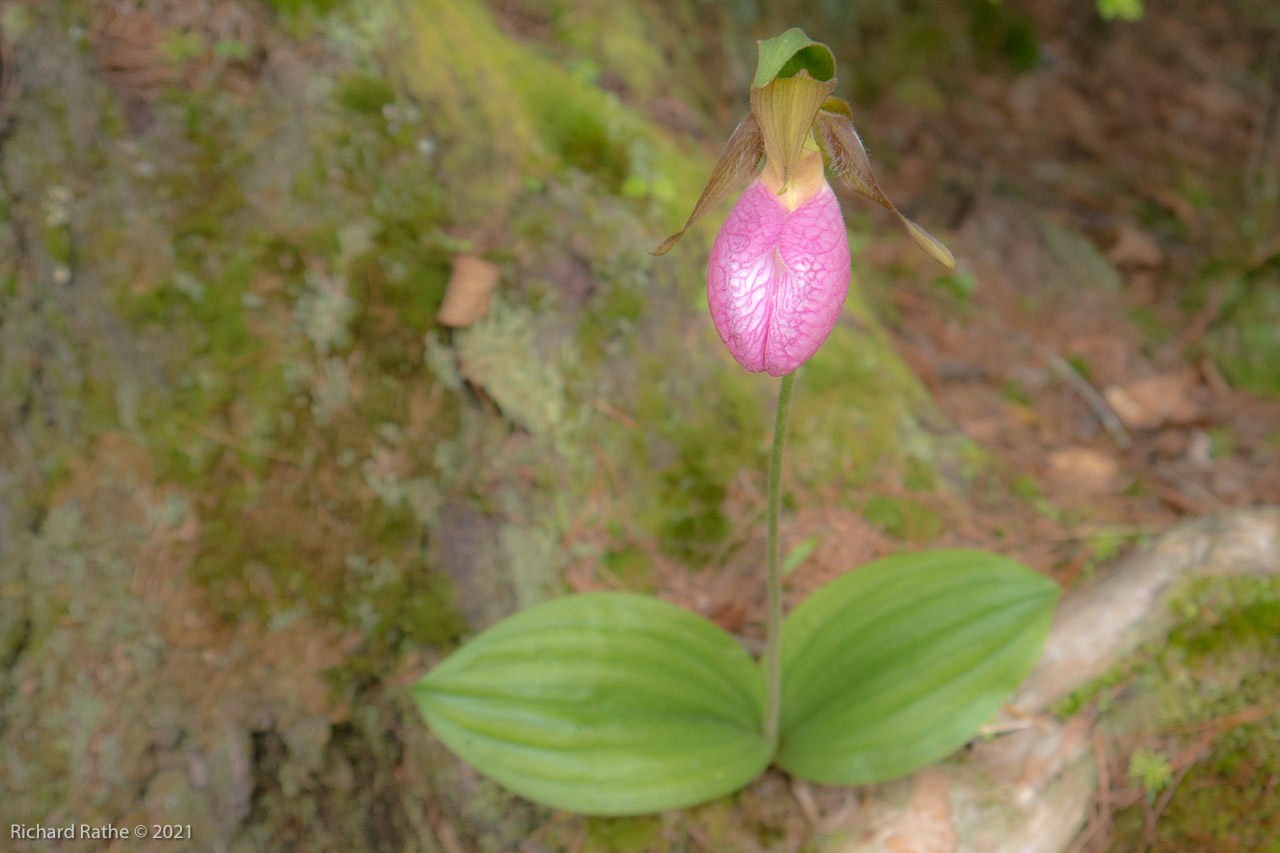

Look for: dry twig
[1017,330,1132,449]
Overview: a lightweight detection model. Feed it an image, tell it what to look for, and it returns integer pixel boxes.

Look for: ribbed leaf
[414,592,771,815]
[776,550,1059,784]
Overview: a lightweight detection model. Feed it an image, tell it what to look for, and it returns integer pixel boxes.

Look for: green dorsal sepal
[753,28,836,88]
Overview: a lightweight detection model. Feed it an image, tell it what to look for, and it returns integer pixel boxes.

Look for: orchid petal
[651,113,764,256]
[814,108,956,269]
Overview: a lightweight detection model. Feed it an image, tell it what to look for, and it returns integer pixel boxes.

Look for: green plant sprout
[412,29,1059,817]
[1129,748,1173,805]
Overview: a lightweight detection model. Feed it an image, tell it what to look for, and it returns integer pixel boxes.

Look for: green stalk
[763,371,795,746]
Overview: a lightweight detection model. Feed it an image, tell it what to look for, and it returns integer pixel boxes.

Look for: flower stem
[763,371,795,746]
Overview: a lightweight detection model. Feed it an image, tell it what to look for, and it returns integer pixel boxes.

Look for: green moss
[577,264,648,362]
[348,570,465,674]
[1209,426,1237,460]
[334,73,394,113]
[861,494,945,543]
[191,467,463,676]
[189,493,322,623]
[1001,378,1032,406]
[118,72,464,649]
[1107,576,1280,850]
[349,252,449,365]
[540,0,704,107]
[904,456,938,491]
[1066,353,1093,380]
[525,77,631,190]
[584,815,662,853]
[967,0,1040,73]
[1203,259,1280,396]
[1052,576,1280,848]
[631,355,766,566]
[396,0,708,223]
[1009,473,1043,502]
[394,0,540,223]
[790,294,932,487]
[1127,304,1173,346]
[127,257,292,485]
[600,544,655,592]
[263,0,345,14]
[40,222,71,265]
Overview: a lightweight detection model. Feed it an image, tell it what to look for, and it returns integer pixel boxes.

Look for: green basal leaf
[813,106,957,269]
[753,28,836,88]
[414,592,771,816]
[776,550,1059,785]
[651,112,764,256]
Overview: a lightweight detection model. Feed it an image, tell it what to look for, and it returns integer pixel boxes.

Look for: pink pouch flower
[708,162,850,376]
[653,36,954,377]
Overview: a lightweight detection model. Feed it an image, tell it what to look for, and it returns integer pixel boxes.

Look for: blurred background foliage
[1,0,1278,850]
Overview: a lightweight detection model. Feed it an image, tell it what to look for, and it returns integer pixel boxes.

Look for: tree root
[819,508,1280,853]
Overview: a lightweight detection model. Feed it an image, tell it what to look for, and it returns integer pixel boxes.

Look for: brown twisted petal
[650,113,765,256]
[813,107,956,270]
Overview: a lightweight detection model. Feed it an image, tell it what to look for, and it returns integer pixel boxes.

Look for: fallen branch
[1016,330,1132,450]
[1013,508,1279,712]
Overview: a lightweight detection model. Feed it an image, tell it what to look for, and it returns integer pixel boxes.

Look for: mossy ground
[1,0,954,848]
[3,0,1276,850]
[1056,576,1280,852]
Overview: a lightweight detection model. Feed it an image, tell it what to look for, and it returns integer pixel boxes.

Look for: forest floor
[556,1,1280,849]
[3,0,1279,851]
[859,6,1280,849]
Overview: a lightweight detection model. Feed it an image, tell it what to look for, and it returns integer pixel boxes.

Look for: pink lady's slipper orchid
[653,29,955,376]
[708,147,849,376]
